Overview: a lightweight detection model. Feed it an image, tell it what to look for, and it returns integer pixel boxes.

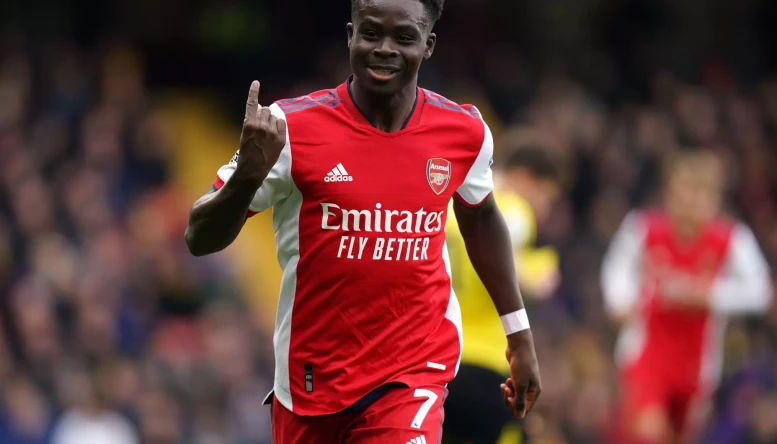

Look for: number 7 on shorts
[411,389,439,429]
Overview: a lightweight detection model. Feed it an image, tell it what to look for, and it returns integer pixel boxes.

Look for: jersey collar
[337,76,425,134]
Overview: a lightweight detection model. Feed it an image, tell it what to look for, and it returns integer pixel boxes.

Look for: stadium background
[2,0,777,442]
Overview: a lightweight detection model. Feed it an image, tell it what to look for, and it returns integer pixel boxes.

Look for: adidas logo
[407,436,427,444]
[325,163,353,182]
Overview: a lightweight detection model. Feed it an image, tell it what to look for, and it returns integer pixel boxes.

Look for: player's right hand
[233,80,287,187]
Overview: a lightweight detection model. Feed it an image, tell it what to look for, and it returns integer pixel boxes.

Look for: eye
[361,30,378,41]
[397,35,416,44]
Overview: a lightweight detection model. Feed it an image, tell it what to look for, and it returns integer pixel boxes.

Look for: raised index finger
[245,81,260,122]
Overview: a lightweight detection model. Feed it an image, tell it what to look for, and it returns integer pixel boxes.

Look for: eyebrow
[359,17,423,33]
[394,24,422,34]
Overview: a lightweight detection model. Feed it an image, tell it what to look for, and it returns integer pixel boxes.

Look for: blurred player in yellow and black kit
[443,146,566,444]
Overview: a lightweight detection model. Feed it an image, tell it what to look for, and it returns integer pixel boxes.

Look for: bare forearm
[185,176,259,256]
[454,197,525,316]
[186,81,288,257]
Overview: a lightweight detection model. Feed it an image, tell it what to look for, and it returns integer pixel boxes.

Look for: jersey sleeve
[454,114,494,207]
[709,223,773,314]
[601,211,647,320]
[212,103,292,216]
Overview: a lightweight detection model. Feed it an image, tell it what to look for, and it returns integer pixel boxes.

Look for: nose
[373,38,399,59]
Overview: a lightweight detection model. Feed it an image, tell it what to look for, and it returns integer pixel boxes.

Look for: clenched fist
[233,81,287,187]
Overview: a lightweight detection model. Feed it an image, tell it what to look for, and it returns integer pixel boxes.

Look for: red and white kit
[601,209,772,434]
[213,79,494,441]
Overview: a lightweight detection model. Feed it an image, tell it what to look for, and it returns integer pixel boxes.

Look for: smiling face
[347,0,437,95]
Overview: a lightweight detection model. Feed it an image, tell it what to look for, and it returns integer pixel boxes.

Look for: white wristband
[500,309,530,335]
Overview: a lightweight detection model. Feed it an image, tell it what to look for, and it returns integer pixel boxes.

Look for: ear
[424,33,437,60]
[347,23,354,48]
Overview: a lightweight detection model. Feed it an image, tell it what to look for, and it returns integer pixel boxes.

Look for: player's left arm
[452,117,540,419]
[708,223,773,314]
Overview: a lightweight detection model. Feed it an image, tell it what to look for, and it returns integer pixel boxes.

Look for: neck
[672,217,701,239]
[350,76,417,132]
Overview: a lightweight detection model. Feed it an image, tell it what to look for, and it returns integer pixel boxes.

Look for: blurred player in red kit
[184,0,541,442]
[601,151,773,444]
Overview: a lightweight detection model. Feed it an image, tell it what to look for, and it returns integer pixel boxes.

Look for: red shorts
[272,385,447,444]
[619,363,711,440]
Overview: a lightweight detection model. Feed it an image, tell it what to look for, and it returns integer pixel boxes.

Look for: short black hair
[502,146,567,186]
[350,0,445,25]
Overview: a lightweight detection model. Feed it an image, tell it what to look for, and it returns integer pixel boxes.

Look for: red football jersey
[213,79,494,415]
[602,209,772,390]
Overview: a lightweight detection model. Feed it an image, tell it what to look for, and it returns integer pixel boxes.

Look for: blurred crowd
[0,45,276,443]
[2,1,777,443]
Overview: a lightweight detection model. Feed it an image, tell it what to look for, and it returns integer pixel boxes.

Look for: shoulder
[614,209,650,237]
[422,89,483,120]
[421,89,488,144]
[633,208,667,228]
[711,214,738,230]
[274,87,342,118]
[709,215,740,240]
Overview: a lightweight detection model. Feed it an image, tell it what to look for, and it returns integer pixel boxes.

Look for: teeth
[372,69,395,75]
